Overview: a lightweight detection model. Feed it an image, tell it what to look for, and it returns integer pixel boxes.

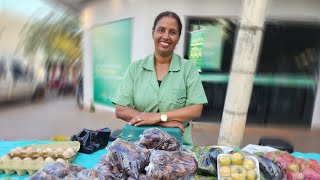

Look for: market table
[0,141,108,180]
[1,141,320,180]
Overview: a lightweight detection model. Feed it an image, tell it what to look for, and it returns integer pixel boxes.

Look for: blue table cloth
[1,141,320,180]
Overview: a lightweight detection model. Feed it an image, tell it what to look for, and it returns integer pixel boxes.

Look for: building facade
[52,0,320,128]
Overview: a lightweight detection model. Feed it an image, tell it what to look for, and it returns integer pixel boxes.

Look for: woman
[112,11,207,145]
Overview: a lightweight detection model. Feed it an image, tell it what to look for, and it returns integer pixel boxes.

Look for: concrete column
[218,0,270,148]
[81,8,94,109]
[311,61,320,129]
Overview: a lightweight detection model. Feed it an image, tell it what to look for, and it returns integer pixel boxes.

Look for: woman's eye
[158,29,165,33]
[170,31,177,35]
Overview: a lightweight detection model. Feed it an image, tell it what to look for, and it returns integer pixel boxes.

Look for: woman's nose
[162,31,169,39]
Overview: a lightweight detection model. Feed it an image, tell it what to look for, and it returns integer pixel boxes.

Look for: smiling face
[152,16,180,58]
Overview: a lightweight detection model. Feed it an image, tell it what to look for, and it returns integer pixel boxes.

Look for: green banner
[201,25,223,70]
[91,19,132,107]
[188,30,205,70]
[188,25,223,71]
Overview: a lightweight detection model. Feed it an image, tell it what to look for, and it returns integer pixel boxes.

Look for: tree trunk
[218,0,270,148]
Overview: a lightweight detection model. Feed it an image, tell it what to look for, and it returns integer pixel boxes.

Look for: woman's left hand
[160,121,185,134]
[129,112,160,126]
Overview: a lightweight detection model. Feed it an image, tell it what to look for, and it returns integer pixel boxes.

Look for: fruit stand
[1,129,320,179]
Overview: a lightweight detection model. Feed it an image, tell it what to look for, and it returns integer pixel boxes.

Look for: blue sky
[1,0,56,19]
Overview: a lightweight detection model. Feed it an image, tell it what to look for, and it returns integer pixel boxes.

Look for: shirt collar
[142,53,180,72]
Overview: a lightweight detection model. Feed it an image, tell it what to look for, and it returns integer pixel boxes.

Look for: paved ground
[1,96,319,153]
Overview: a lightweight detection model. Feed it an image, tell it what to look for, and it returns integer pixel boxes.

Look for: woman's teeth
[160,42,169,46]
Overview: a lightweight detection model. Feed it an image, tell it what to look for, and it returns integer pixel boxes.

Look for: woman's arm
[159,121,185,134]
[165,104,203,122]
[130,104,203,126]
[115,104,142,122]
[116,104,186,132]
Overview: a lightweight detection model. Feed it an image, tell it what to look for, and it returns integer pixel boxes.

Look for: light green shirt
[112,53,208,144]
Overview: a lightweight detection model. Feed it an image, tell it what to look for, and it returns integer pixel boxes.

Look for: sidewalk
[0,96,319,153]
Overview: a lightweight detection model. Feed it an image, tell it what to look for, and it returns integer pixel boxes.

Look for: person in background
[112,11,207,145]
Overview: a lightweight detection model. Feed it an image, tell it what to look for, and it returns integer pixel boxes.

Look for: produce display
[262,151,320,180]
[217,152,260,180]
[28,129,197,179]
[135,128,181,151]
[4,129,319,180]
[145,150,198,179]
[0,141,80,176]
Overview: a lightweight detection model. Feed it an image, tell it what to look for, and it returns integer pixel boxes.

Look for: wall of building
[0,10,25,56]
[80,0,320,126]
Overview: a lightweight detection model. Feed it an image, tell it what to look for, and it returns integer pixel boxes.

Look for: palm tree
[19,12,82,66]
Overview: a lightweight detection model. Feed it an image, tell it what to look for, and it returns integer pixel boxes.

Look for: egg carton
[7,141,80,159]
[0,141,80,176]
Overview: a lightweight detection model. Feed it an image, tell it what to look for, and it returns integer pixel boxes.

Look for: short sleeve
[185,64,208,106]
[111,63,135,107]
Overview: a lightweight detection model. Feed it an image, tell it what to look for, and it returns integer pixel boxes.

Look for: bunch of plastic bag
[145,150,198,180]
[135,128,181,151]
[29,162,90,180]
[186,146,223,176]
[30,129,196,180]
[101,138,150,179]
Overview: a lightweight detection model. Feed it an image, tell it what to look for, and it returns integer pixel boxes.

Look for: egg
[62,151,72,158]
[67,148,76,156]
[26,147,34,152]
[9,149,18,156]
[45,157,55,163]
[1,155,11,161]
[46,148,53,153]
[12,157,22,161]
[52,150,58,155]
[56,147,65,153]
[26,147,34,154]
[36,157,44,161]
[56,158,66,164]
[23,157,32,161]
[15,147,23,152]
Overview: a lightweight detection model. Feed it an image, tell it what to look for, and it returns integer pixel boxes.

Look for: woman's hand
[129,113,185,134]
[160,121,185,134]
[129,112,160,126]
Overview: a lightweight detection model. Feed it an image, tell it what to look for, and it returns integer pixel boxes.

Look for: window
[185,17,320,126]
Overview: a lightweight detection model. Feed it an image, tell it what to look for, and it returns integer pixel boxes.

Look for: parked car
[0,56,45,103]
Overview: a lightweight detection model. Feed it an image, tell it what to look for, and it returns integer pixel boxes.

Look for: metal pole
[218,0,270,148]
